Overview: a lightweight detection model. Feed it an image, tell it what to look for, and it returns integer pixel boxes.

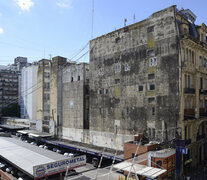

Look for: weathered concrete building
[36,59,51,133]
[50,56,67,136]
[61,62,89,141]
[89,5,207,168]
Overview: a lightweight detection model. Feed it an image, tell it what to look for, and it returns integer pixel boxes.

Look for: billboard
[33,155,86,179]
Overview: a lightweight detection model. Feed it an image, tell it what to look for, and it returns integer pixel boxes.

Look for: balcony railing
[184,108,195,120]
[199,89,207,95]
[184,88,195,94]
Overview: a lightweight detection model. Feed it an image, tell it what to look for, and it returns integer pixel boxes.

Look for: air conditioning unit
[201,89,204,92]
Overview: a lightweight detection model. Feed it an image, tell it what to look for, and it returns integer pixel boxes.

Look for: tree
[1,103,20,117]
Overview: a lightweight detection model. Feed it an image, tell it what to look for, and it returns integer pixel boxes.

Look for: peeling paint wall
[89,5,180,149]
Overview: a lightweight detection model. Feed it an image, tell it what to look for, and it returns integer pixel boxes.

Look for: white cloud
[57,0,73,8]
[0,28,4,34]
[15,0,34,11]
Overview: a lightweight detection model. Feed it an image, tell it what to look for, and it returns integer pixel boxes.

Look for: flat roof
[42,139,124,161]
[113,161,166,179]
[0,137,68,177]
[0,124,25,130]
[17,130,53,137]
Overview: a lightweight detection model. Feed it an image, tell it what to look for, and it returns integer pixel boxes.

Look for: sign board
[33,155,86,179]
[180,147,188,154]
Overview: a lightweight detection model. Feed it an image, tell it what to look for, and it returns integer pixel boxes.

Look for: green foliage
[2,103,20,117]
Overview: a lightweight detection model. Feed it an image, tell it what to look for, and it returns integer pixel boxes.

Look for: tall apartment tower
[20,62,38,120]
[89,5,207,168]
[36,59,51,133]
[0,68,19,117]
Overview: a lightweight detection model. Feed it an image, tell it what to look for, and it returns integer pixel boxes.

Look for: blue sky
[0,0,206,65]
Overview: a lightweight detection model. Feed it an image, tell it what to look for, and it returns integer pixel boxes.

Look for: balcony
[199,108,207,117]
[184,108,195,120]
[199,89,207,95]
[184,88,195,94]
[196,134,205,141]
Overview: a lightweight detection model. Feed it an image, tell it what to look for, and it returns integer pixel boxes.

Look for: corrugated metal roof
[113,161,166,179]
[0,137,68,177]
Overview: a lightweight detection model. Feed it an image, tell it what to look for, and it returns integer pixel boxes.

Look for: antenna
[133,13,136,23]
[49,54,52,60]
[91,0,94,39]
[124,18,127,27]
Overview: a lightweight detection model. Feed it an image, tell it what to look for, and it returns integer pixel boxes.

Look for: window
[99,108,102,114]
[204,59,207,68]
[78,76,80,81]
[200,77,203,89]
[149,57,157,67]
[200,100,204,108]
[105,89,108,94]
[192,51,195,64]
[71,77,73,82]
[115,99,120,104]
[148,97,155,103]
[147,50,154,57]
[147,26,154,33]
[156,161,162,168]
[115,64,121,73]
[115,79,120,84]
[206,36,207,43]
[149,84,155,91]
[200,56,203,66]
[124,63,131,71]
[138,85,143,92]
[99,89,102,94]
[115,37,120,43]
[152,107,155,115]
[148,73,155,80]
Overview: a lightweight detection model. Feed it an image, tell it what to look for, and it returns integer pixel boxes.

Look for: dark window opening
[148,74,155,80]
[147,26,154,33]
[138,85,143,91]
[156,161,162,168]
[71,77,73,82]
[105,89,108,94]
[150,84,155,90]
[200,77,203,89]
[115,37,120,43]
[152,107,155,116]
[115,99,120,104]
[148,97,155,103]
[99,108,102,114]
[99,89,102,94]
[115,79,120,84]
[78,76,80,81]
[147,50,154,57]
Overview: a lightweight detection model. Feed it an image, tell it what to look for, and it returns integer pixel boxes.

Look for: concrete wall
[89,5,179,150]
[62,63,89,131]
[62,127,133,150]
[36,59,51,123]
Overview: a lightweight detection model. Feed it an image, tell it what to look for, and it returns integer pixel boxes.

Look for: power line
[1,42,91,110]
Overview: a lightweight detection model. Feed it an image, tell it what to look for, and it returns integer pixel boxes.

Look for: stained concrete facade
[36,59,51,133]
[50,56,67,136]
[89,5,207,168]
[90,6,180,149]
